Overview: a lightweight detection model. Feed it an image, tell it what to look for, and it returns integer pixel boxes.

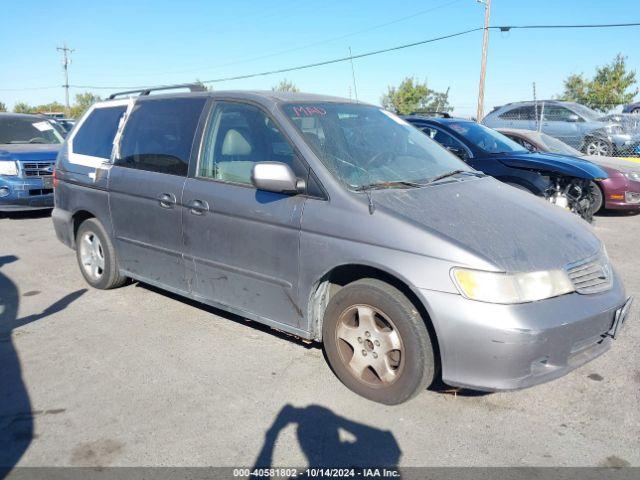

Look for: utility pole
[475,0,491,122]
[57,43,74,116]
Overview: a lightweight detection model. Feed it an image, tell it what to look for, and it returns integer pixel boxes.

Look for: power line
[2,21,640,93]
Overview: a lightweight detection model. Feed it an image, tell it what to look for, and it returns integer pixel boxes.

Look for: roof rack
[108,83,207,100]
[408,111,452,118]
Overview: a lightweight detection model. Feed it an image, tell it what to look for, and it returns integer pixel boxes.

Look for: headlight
[451,267,575,304]
[623,171,640,182]
[0,161,18,176]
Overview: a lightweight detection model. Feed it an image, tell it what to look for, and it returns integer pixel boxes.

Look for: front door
[182,101,307,327]
[109,96,207,292]
[539,104,581,148]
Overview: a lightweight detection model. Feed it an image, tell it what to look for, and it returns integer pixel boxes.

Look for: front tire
[76,218,127,290]
[322,278,435,405]
[584,137,613,157]
[589,181,604,213]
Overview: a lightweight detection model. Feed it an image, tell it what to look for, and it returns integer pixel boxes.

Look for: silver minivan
[52,86,631,404]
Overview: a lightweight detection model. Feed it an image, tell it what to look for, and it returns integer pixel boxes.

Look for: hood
[0,144,61,162]
[581,154,640,175]
[497,151,608,180]
[372,176,602,273]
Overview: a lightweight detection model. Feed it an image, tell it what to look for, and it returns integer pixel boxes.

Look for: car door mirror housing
[251,162,305,194]
[447,146,469,160]
[566,114,580,123]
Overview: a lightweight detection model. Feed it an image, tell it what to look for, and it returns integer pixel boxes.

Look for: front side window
[445,122,528,155]
[542,106,577,122]
[73,106,126,159]
[0,116,64,145]
[199,102,303,184]
[281,103,470,189]
[117,97,206,176]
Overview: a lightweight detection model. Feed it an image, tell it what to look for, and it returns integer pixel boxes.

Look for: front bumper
[419,272,629,391]
[0,175,53,211]
[602,178,640,210]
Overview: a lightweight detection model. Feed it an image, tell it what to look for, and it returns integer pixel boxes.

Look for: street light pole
[476,0,491,122]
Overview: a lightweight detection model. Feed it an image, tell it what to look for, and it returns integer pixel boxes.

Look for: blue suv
[0,113,62,212]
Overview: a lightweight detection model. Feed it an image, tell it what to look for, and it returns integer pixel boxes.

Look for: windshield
[568,103,602,122]
[538,132,583,156]
[447,121,528,154]
[281,103,471,188]
[0,116,64,144]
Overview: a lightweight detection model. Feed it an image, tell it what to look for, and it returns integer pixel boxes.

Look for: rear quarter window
[73,106,127,159]
[117,97,206,176]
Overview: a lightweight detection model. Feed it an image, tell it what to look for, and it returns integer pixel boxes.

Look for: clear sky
[1,0,639,116]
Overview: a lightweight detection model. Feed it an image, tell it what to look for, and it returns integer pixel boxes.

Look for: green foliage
[0,101,7,112]
[272,79,300,93]
[69,92,102,118]
[194,79,211,91]
[13,102,34,114]
[381,77,452,115]
[560,54,638,112]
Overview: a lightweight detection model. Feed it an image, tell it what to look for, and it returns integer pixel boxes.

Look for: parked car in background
[403,115,608,221]
[53,118,76,135]
[52,86,630,404]
[623,101,640,114]
[498,128,640,212]
[0,113,62,211]
[482,100,640,157]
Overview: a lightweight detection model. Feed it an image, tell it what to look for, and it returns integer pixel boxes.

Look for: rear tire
[322,278,435,405]
[75,218,127,290]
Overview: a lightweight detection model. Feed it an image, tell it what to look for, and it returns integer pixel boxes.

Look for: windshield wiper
[427,169,484,183]
[355,180,423,191]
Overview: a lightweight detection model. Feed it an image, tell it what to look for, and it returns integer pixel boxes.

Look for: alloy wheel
[335,304,404,387]
[79,231,105,280]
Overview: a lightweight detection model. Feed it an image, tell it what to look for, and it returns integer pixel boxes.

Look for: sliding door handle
[186,199,209,215]
[158,193,177,208]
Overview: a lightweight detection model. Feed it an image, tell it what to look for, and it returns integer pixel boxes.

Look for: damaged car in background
[403,115,608,222]
[498,128,640,212]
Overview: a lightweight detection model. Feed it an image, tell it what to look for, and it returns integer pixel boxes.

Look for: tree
[560,54,638,112]
[0,102,6,112]
[272,79,300,93]
[13,102,34,114]
[33,101,66,114]
[70,92,102,118]
[381,77,452,115]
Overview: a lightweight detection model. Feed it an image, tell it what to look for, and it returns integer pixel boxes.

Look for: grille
[566,255,613,294]
[21,161,55,177]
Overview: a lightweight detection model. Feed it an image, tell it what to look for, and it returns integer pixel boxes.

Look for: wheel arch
[307,263,442,374]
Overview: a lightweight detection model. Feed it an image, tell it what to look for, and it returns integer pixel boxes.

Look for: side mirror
[566,114,580,123]
[251,162,305,194]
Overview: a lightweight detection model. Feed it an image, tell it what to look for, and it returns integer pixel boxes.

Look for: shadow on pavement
[0,210,52,221]
[253,404,401,471]
[0,255,86,475]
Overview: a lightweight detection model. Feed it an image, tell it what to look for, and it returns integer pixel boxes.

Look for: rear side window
[499,106,536,120]
[117,97,206,176]
[73,106,126,159]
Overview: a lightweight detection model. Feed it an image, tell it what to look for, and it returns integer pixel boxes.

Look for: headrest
[221,129,252,156]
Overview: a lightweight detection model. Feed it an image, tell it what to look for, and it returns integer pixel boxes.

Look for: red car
[498,128,640,212]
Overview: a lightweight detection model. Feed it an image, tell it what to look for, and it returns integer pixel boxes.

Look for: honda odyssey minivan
[52,85,631,404]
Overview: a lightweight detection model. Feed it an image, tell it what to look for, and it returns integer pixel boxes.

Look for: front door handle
[186,199,210,215]
[158,193,177,208]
